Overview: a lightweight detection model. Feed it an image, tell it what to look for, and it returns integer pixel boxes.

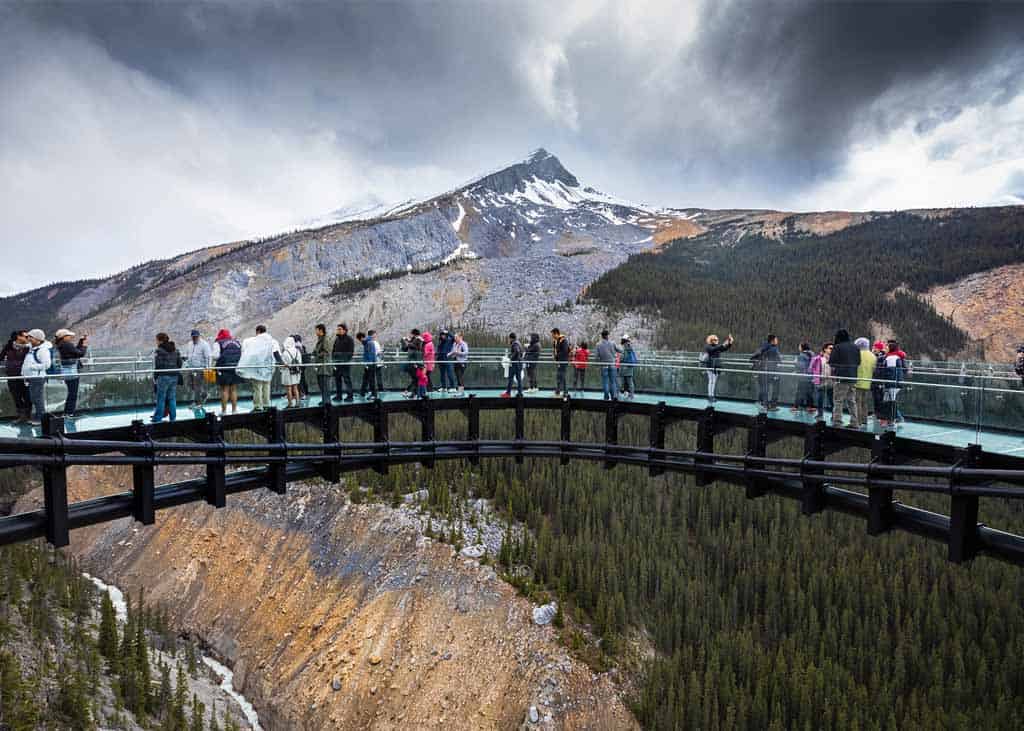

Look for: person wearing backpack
[752,334,782,410]
[212,328,243,414]
[21,329,52,425]
[524,333,542,393]
[151,333,182,423]
[620,335,639,399]
[702,333,734,403]
[2,330,32,423]
[501,332,524,398]
[878,343,907,428]
[791,342,815,413]
[279,336,303,408]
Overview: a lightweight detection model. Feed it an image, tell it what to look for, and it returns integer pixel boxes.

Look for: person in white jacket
[21,329,51,424]
[236,325,281,411]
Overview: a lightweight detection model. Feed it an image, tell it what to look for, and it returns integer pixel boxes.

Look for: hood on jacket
[421,332,433,344]
[529,333,540,345]
[834,329,851,343]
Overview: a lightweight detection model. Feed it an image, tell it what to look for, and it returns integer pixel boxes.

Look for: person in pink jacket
[421,331,436,391]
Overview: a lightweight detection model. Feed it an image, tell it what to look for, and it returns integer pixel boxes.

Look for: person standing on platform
[452,332,469,393]
[792,342,815,413]
[853,337,875,428]
[53,329,88,419]
[422,331,436,391]
[151,333,181,423]
[292,334,310,401]
[238,325,280,412]
[501,332,524,398]
[21,329,51,425]
[332,323,355,402]
[551,328,570,397]
[212,329,242,414]
[810,343,833,421]
[752,334,782,411]
[2,330,32,423]
[702,333,733,403]
[571,340,589,395]
[279,336,303,408]
[313,324,332,404]
[596,329,622,401]
[620,335,638,399]
[437,328,456,392]
[524,333,541,393]
[829,329,860,428]
[183,329,212,414]
[356,331,379,400]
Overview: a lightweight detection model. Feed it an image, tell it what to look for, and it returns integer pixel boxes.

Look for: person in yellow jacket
[852,337,875,428]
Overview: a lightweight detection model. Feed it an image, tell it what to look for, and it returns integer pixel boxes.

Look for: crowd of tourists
[0,321,924,430]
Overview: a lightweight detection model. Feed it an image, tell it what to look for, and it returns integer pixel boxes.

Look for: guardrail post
[695,407,715,486]
[420,397,435,469]
[560,397,572,466]
[467,395,480,467]
[949,444,982,563]
[801,420,826,515]
[316,401,341,484]
[204,413,226,508]
[129,420,155,524]
[867,431,897,535]
[648,402,666,477]
[514,394,525,465]
[267,408,287,495]
[745,413,769,499]
[604,401,619,470]
[373,399,389,475]
[41,415,70,547]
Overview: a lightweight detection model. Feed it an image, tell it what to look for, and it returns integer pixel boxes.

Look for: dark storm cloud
[2,0,1024,291]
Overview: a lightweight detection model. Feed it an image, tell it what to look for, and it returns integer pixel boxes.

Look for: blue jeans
[63,377,80,415]
[28,378,46,420]
[153,375,178,422]
[556,363,568,393]
[505,363,523,395]
[440,362,455,389]
[601,366,618,400]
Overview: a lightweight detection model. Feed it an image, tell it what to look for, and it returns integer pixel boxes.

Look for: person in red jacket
[571,341,589,395]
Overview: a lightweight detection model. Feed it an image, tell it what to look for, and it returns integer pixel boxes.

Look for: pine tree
[98,592,118,664]
[135,610,151,714]
[190,692,205,731]
[173,662,189,731]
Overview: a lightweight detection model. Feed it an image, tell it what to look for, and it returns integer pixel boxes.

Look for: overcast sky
[2,0,1024,293]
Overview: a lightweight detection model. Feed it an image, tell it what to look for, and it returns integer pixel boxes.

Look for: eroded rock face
[924,263,1024,361]
[19,468,638,730]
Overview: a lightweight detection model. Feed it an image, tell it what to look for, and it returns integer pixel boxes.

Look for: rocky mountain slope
[16,466,637,730]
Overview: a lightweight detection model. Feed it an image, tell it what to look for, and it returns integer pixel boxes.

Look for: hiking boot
[500,392,511,399]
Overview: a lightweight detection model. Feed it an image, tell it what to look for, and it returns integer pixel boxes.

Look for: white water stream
[83,573,262,730]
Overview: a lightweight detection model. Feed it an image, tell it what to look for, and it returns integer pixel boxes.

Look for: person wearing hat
[436,328,456,393]
[619,335,638,399]
[852,337,875,429]
[21,329,52,424]
[183,328,213,415]
[870,340,888,425]
[1,330,32,422]
[54,328,88,419]
[212,328,243,414]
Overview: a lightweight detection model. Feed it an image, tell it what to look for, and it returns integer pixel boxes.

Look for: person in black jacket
[524,333,541,392]
[54,328,88,418]
[551,328,570,396]
[0,330,31,422]
[332,323,355,402]
[151,333,181,423]
[501,333,524,398]
[828,329,860,427]
[702,333,733,403]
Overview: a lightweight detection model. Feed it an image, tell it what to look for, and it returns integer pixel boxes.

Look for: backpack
[32,347,60,380]
[698,351,710,367]
[1015,351,1024,378]
[750,347,766,371]
[624,347,638,365]
[217,340,241,368]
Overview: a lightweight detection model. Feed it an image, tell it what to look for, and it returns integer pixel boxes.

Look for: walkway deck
[2,388,1021,456]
